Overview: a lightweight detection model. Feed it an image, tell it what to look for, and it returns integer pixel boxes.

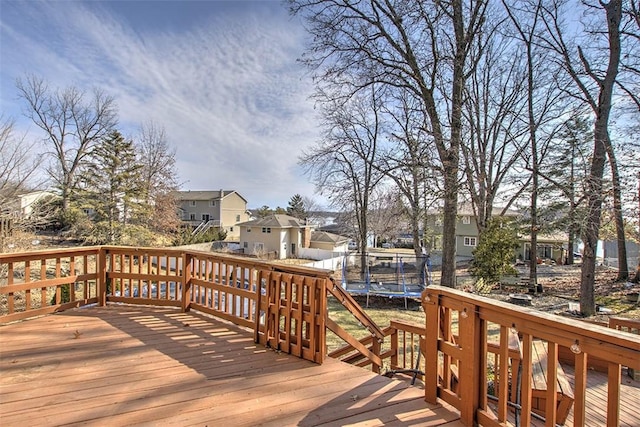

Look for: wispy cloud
[0,1,320,207]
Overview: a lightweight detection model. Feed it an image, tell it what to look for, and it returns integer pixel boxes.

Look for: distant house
[174,190,250,241]
[309,230,350,253]
[238,214,349,260]
[17,190,58,218]
[424,206,521,259]
[519,232,568,264]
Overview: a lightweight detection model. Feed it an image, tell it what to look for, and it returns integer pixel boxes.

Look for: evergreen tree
[286,194,306,219]
[539,116,592,264]
[469,217,519,285]
[255,205,273,218]
[81,130,147,244]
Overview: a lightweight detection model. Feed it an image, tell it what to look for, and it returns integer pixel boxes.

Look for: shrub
[469,217,518,285]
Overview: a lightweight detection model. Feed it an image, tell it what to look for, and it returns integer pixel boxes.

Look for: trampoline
[341,253,430,308]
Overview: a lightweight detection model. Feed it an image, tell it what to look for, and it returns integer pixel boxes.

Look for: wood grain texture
[1,305,460,427]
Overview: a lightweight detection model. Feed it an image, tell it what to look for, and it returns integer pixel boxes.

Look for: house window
[247,227,251,233]
[229,226,234,232]
[463,236,477,247]
[262,227,271,233]
[462,216,471,225]
[243,242,248,248]
[537,245,553,259]
[189,213,196,220]
[236,214,240,222]
[210,200,216,207]
[202,214,210,221]
[189,201,196,207]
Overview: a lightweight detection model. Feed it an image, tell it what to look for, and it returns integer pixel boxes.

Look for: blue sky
[0,0,321,209]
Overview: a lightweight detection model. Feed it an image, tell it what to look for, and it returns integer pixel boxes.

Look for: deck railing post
[423,289,440,404]
[97,247,107,306]
[458,301,481,426]
[390,326,399,371]
[181,251,192,312]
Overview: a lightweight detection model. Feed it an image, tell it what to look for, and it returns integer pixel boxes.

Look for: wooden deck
[0,305,462,427]
[561,365,640,427]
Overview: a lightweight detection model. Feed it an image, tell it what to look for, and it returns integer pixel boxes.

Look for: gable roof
[310,230,349,244]
[457,203,520,217]
[238,214,309,228]
[174,190,246,203]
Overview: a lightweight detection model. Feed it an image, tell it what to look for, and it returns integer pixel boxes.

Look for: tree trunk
[441,168,459,287]
[605,139,628,280]
[580,121,608,317]
[579,0,622,317]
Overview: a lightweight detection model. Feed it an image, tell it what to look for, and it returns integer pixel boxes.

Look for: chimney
[301,225,311,248]
[220,189,224,198]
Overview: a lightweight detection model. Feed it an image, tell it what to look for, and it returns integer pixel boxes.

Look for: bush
[469,217,518,285]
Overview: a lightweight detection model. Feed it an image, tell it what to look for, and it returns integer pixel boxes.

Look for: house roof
[457,204,520,217]
[174,190,246,203]
[238,214,310,228]
[426,204,520,217]
[519,232,568,243]
[310,230,349,244]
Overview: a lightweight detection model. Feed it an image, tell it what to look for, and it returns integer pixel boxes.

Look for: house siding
[176,191,249,241]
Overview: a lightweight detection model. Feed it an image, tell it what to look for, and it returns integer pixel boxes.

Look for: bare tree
[503,0,567,291]
[0,116,40,209]
[461,25,530,234]
[540,0,624,315]
[289,0,489,287]
[16,75,117,212]
[300,87,385,276]
[538,115,592,265]
[378,92,439,258]
[137,121,179,201]
[136,121,181,235]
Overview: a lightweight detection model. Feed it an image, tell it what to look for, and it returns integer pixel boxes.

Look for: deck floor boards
[561,364,640,427]
[1,305,460,427]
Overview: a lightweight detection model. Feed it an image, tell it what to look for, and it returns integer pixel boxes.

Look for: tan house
[238,215,350,260]
[309,230,350,253]
[238,214,312,259]
[175,190,250,241]
[519,232,568,264]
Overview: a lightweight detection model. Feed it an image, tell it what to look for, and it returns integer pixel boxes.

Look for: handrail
[422,285,640,427]
[327,319,425,379]
[0,246,336,365]
[0,246,101,322]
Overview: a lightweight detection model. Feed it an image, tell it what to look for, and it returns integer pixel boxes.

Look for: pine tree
[539,116,592,264]
[286,194,306,219]
[80,130,147,244]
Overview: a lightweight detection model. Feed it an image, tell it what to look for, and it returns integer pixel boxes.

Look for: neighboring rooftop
[238,214,310,228]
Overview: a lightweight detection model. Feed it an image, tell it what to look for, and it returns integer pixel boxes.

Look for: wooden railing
[0,246,360,365]
[422,285,640,427]
[0,247,101,322]
[328,319,426,382]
